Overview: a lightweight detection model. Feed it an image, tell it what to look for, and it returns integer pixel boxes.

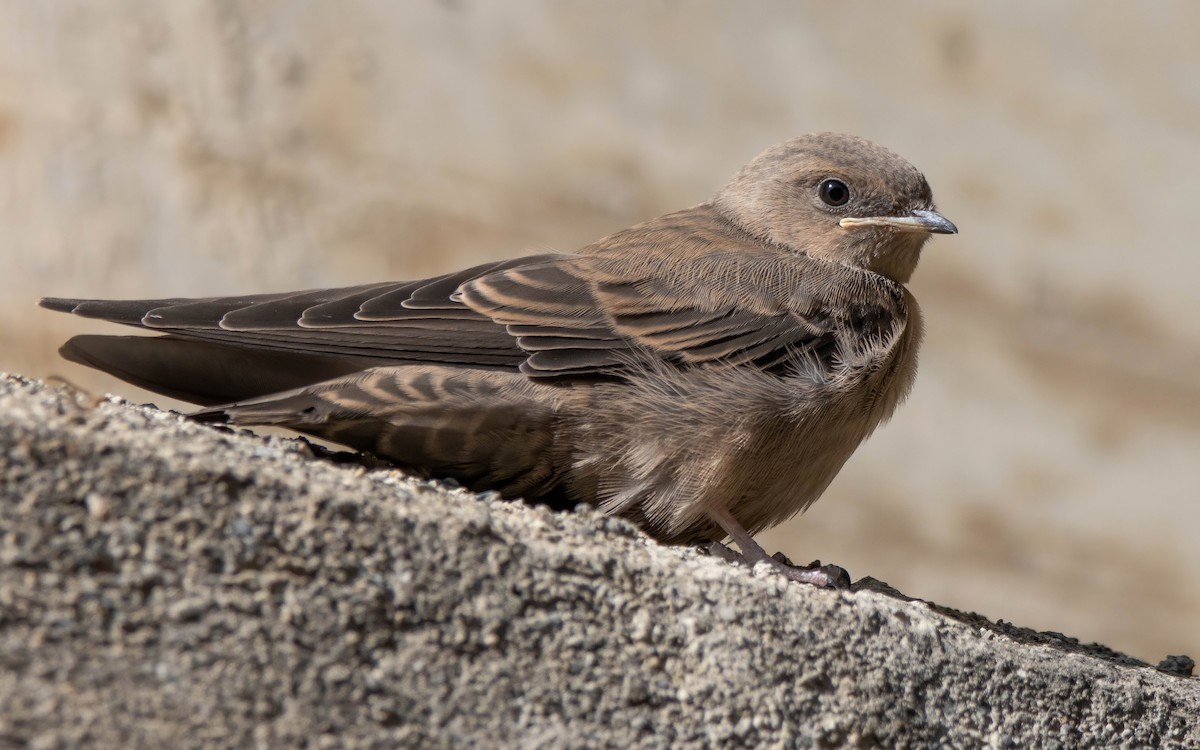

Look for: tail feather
[60,334,379,405]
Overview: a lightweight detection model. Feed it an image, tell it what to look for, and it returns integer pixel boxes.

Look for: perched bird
[42,132,956,586]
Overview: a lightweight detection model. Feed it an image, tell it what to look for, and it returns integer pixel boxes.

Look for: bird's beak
[839,209,957,235]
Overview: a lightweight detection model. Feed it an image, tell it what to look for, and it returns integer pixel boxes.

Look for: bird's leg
[706,505,849,588]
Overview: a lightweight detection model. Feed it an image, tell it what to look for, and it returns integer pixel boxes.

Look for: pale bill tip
[840,210,957,235]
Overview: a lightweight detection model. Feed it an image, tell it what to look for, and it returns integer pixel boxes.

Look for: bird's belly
[562,370,882,543]
[729,405,871,537]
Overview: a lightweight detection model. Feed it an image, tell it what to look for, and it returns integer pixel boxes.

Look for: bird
[41,132,956,586]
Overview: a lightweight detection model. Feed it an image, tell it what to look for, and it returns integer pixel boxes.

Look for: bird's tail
[58,334,380,406]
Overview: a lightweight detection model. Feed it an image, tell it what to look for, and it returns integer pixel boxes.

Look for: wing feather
[41,208,898,398]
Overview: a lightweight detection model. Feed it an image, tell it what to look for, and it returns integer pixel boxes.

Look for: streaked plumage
[42,133,956,585]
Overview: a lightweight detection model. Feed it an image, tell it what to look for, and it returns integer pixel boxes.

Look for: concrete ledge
[1,373,1196,748]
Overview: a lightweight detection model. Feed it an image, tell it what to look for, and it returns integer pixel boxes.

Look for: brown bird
[41,132,955,586]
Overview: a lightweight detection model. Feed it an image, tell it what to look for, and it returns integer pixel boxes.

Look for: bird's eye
[818,178,851,207]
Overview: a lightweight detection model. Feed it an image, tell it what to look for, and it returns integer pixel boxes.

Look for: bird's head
[713,132,956,284]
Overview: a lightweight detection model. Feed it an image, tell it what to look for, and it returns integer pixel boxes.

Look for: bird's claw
[703,542,851,589]
[777,560,852,589]
[703,540,744,564]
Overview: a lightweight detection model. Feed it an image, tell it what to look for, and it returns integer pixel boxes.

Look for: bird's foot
[770,557,851,589]
[702,541,850,589]
[703,540,745,565]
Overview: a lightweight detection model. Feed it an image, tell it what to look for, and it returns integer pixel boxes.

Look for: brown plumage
[41,132,956,586]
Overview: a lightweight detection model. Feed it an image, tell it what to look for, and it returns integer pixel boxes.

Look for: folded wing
[43,230,867,403]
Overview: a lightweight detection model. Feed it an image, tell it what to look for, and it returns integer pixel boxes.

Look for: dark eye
[818,178,851,207]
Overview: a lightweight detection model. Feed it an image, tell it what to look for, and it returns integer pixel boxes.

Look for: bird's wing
[43,235,890,400]
[41,255,553,371]
[457,250,851,378]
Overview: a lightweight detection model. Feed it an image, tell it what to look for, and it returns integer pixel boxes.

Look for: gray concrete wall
[3,2,1198,663]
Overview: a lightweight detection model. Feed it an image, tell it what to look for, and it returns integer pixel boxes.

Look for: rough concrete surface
[1,373,1197,749]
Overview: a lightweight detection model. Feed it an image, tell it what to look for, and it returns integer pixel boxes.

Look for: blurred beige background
[2,2,1197,664]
